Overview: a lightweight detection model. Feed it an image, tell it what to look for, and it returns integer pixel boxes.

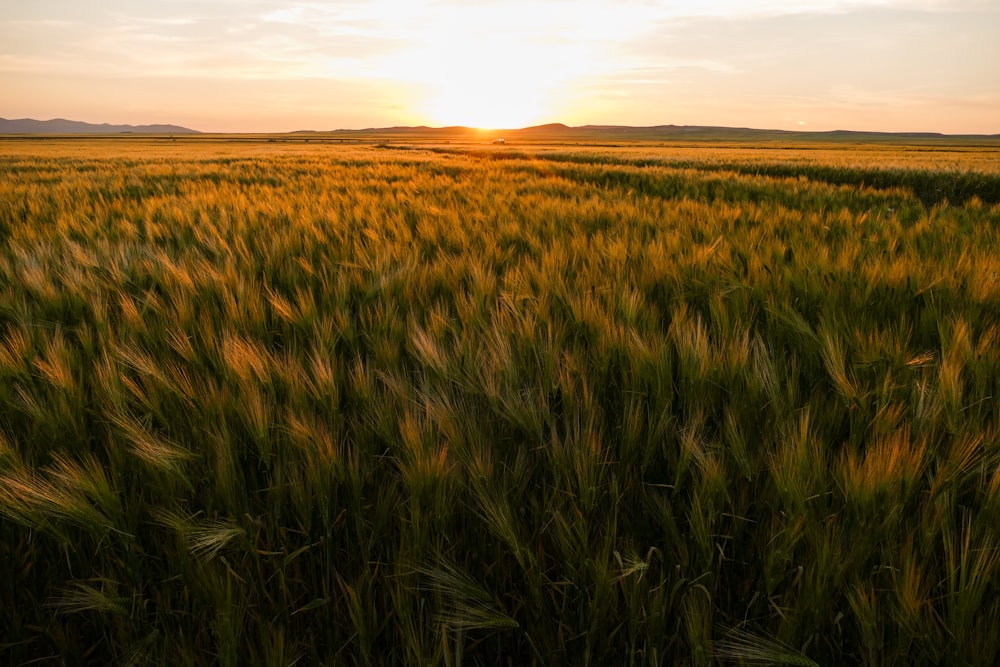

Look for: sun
[410,28,565,129]
[380,4,605,129]
[425,80,548,130]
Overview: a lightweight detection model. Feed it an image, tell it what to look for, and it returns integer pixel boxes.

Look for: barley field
[2,136,1000,665]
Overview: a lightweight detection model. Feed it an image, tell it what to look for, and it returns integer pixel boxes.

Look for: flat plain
[2,134,1000,665]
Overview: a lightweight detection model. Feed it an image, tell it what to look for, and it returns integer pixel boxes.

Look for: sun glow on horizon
[373,2,645,129]
[425,85,548,130]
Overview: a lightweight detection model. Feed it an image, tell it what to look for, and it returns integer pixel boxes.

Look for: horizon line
[3,117,1000,138]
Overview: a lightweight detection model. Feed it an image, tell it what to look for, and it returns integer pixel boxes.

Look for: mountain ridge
[0,117,200,134]
[322,122,999,142]
[3,117,996,141]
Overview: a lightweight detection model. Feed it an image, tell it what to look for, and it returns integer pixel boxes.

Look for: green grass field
[2,136,1000,665]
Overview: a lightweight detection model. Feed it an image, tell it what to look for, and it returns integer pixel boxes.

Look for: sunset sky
[2,0,997,133]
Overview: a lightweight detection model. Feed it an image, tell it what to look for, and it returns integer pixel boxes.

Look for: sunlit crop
[2,137,999,664]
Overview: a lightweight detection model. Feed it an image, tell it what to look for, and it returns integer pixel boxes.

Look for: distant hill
[559,124,1000,142]
[322,123,999,144]
[0,117,200,134]
[321,125,483,137]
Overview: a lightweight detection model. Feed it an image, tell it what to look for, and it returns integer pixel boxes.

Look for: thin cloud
[1,0,996,132]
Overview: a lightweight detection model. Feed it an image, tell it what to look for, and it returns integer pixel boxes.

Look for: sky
[1,0,998,133]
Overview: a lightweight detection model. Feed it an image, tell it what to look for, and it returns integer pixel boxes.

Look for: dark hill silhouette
[320,123,998,144]
[0,117,200,134]
[3,117,995,143]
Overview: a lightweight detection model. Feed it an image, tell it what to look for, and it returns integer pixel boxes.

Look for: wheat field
[2,136,1000,665]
